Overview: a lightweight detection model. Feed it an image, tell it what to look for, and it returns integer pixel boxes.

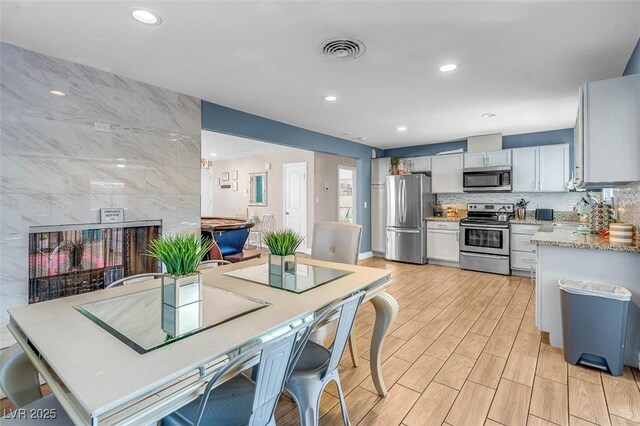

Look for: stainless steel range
[459,203,514,275]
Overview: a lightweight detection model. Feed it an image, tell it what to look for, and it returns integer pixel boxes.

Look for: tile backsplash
[614,181,640,227]
[437,192,588,211]
[0,43,201,330]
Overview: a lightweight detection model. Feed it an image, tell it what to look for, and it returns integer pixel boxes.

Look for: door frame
[283,162,308,252]
[336,165,357,224]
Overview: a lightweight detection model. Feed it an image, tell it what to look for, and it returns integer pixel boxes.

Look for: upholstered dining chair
[310,221,363,367]
[105,272,164,289]
[0,344,72,425]
[285,291,366,426]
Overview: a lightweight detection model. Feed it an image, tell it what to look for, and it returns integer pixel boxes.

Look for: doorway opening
[338,166,356,224]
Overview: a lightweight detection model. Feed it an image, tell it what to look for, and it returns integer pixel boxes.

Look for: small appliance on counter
[459,203,514,275]
[535,208,554,221]
[434,201,444,217]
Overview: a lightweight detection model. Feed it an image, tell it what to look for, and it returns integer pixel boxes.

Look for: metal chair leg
[347,330,358,367]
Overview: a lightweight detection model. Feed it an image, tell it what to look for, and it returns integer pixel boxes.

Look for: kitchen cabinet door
[463,152,486,168]
[432,154,463,193]
[539,144,569,192]
[405,156,431,173]
[427,229,460,262]
[371,158,388,186]
[486,150,511,166]
[512,147,538,192]
[371,186,386,253]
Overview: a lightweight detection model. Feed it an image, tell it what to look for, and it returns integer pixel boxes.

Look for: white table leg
[369,291,399,397]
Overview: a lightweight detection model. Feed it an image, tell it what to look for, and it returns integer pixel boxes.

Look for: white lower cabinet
[510,224,540,274]
[427,221,460,263]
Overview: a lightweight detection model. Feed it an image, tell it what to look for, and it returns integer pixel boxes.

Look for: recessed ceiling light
[49,90,66,96]
[481,113,496,118]
[210,153,217,157]
[116,164,126,168]
[323,95,338,102]
[397,126,408,132]
[129,8,162,25]
[439,64,457,72]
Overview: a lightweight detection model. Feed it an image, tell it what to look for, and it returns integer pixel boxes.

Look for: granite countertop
[426,216,464,222]
[511,219,579,226]
[531,228,640,253]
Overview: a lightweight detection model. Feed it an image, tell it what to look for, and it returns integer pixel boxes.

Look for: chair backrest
[105,273,163,289]
[194,331,299,426]
[236,213,247,219]
[287,291,365,380]
[197,260,231,271]
[0,344,42,408]
[260,214,275,233]
[311,222,362,265]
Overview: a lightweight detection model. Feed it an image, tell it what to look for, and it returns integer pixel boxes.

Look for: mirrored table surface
[223,261,353,293]
[75,285,269,354]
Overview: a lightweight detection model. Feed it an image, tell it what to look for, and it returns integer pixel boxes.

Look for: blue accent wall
[623,38,640,76]
[384,128,574,173]
[201,101,377,252]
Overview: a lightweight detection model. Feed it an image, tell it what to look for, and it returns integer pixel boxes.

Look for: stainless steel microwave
[463,166,512,192]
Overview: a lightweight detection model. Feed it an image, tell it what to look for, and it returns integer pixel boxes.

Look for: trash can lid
[558,279,632,301]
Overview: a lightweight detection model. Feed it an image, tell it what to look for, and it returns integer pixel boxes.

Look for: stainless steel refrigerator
[385,174,435,264]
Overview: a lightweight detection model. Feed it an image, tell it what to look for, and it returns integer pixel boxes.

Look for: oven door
[459,224,510,256]
[463,167,512,192]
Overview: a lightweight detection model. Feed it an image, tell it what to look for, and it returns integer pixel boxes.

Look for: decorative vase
[590,203,612,232]
[268,254,296,289]
[161,272,203,308]
[517,208,526,220]
[162,300,203,337]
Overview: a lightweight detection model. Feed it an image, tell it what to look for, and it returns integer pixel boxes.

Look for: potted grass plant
[263,229,304,287]
[147,234,214,308]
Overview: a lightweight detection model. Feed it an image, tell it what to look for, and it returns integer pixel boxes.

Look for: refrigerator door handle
[401,179,406,223]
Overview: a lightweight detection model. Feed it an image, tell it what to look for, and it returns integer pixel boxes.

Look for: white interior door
[284,162,308,251]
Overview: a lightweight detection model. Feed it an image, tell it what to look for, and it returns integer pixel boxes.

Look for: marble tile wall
[437,191,587,211]
[0,43,201,331]
[614,181,640,228]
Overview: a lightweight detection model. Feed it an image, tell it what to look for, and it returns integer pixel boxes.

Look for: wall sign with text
[100,208,124,223]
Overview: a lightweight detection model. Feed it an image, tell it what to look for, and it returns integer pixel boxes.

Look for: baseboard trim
[358,251,373,261]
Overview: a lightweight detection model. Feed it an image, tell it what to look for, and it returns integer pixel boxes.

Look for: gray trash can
[559,279,631,376]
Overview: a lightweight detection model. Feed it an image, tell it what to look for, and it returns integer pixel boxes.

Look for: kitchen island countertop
[531,227,639,253]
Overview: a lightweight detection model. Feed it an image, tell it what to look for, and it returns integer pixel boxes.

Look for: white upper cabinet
[575,73,640,188]
[402,156,431,173]
[512,147,538,192]
[371,158,388,186]
[512,144,568,192]
[432,154,464,193]
[486,150,512,166]
[464,150,511,168]
[539,144,569,192]
[463,152,486,168]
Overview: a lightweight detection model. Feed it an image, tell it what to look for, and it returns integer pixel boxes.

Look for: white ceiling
[202,130,298,160]
[2,1,639,149]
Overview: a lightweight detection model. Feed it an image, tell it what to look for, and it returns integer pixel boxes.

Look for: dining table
[7,257,397,425]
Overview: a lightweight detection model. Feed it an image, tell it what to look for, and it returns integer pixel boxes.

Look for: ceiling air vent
[319,38,366,61]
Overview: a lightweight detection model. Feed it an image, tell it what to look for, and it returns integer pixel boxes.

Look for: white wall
[208,150,316,243]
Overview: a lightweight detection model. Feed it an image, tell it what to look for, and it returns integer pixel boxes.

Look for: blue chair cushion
[213,229,249,257]
[160,375,255,426]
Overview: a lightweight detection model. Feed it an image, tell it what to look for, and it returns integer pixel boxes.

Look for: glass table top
[75,286,270,354]
[223,261,353,293]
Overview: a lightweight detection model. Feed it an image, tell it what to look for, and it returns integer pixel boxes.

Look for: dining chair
[197,259,231,271]
[105,272,164,289]
[0,344,72,425]
[236,213,247,219]
[248,214,275,249]
[284,291,366,426]
[160,327,301,426]
[310,221,363,367]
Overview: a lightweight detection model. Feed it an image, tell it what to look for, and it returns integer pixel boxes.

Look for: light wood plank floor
[2,259,639,425]
[275,258,640,426]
